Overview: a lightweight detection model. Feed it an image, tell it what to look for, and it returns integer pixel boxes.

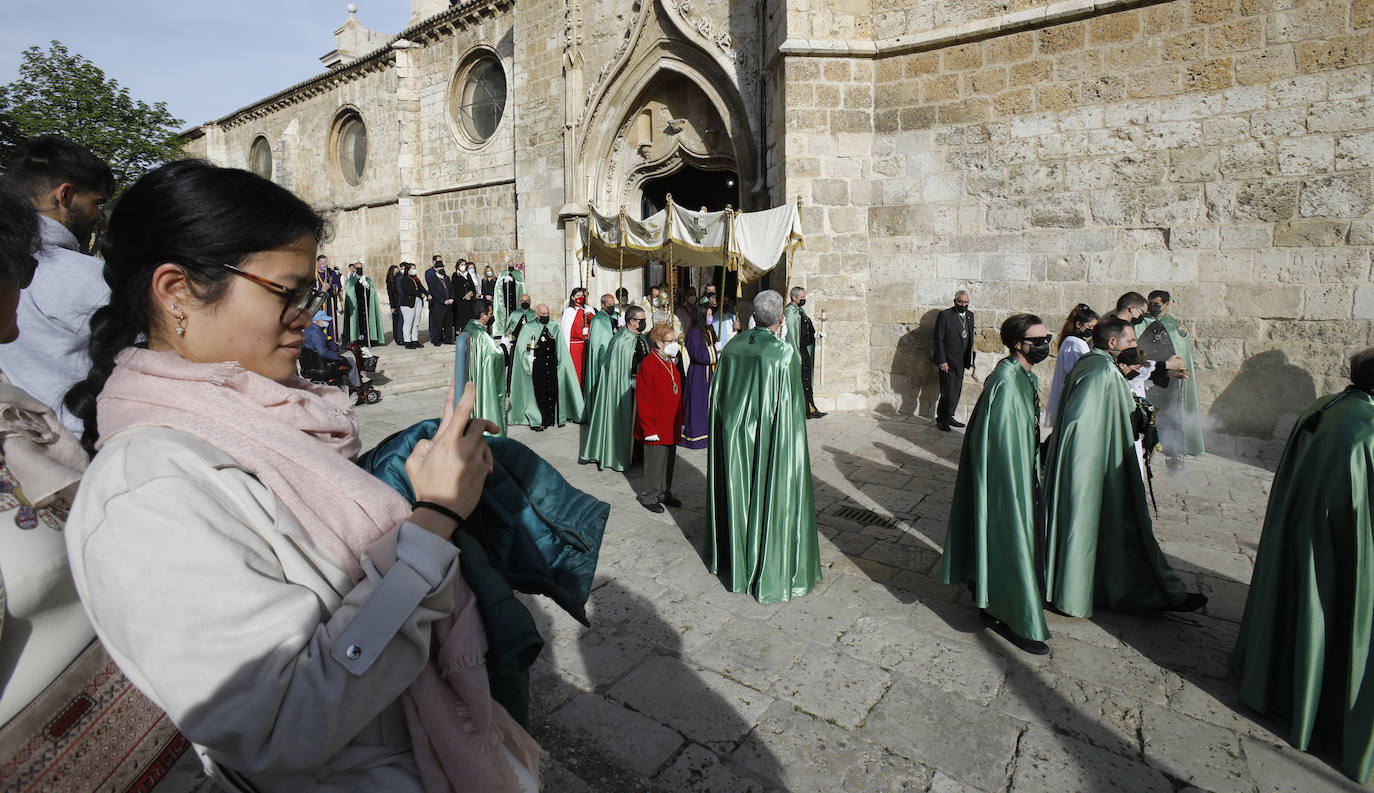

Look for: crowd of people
[0,134,1373,789]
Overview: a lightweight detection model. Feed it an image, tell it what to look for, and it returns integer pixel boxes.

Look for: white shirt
[1046,335,1089,428]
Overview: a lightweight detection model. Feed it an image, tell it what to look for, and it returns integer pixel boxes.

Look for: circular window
[249,136,272,180]
[454,55,506,144]
[332,112,368,186]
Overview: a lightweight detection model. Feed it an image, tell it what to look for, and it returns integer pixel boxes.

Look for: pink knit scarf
[98,347,542,793]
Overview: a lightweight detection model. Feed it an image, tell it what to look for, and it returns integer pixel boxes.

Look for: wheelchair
[299,343,382,405]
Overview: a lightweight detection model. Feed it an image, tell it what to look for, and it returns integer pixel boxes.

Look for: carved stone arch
[577,44,756,214]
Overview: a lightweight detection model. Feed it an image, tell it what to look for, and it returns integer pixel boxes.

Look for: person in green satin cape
[705,289,821,604]
[580,306,648,471]
[1136,290,1204,456]
[504,295,535,338]
[939,314,1053,655]
[343,265,385,346]
[783,286,825,419]
[463,300,506,436]
[509,303,584,429]
[584,294,618,401]
[1042,317,1204,618]
[1232,349,1374,784]
[493,261,526,335]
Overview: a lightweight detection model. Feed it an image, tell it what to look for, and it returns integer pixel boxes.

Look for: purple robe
[679,324,717,449]
[315,267,342,342]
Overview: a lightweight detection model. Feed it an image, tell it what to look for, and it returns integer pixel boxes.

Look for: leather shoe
[948,419,966,428]
[937,421,951,432]
[1163,592,1208,612]
[661,494,682,508]
[988,618,1050,655]
[806,410,827,419]
[640,501,665,513]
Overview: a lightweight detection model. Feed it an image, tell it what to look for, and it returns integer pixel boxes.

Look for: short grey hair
[789,286,806,301]
[651,310,670,326]
[955,289,969,300]
[754,290,785,327]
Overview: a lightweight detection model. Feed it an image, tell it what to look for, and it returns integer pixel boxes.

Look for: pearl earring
[173,304,186,337]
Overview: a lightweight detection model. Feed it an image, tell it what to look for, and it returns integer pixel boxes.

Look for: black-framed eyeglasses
[221,263,328,326]
[1024,335,1052,345]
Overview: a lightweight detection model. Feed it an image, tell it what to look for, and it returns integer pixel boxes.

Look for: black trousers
[937,365,965,423]
[800,345,818,411]
[429,303,452,344]
[638,444,677,504]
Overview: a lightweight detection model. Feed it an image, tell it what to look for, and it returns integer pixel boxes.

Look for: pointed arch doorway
[638,163,740,301]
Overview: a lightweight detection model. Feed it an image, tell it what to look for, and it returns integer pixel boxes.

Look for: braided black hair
[63,159,327,455]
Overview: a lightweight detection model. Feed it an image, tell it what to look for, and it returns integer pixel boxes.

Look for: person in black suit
[424,255,453,345]
[933,290,974,431]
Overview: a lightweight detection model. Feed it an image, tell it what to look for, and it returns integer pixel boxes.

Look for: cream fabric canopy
[578,200,804,284]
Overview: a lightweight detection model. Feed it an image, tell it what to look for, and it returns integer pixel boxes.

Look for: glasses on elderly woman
[221,263,329,326]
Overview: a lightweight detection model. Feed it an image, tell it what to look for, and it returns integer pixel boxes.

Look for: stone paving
[352,386,1371,793]
[157,384,1370,792]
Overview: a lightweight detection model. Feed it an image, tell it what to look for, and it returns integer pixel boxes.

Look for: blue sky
[0,1,413,128]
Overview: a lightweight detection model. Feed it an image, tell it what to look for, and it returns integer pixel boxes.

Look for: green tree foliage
[0,41,184,192]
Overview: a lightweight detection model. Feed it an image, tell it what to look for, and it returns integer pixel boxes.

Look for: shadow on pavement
[524,579,782,792]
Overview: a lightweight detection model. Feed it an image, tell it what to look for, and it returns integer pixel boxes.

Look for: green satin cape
[705,328,821,604]
[1136,314,1205,455]
[579,327,641,471]
[1233,388,1374,783]
[464,319,507,436]
[343,276,385,345]
[508,320,585,426]
[783,304,813,358]
[492,269,526,335]
[584,311,616,401]
[1043,349,1188,617]
[504,307,536,337]
[939,357,1049,641]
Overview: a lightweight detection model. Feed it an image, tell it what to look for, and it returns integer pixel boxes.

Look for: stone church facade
[185,0,1374,455]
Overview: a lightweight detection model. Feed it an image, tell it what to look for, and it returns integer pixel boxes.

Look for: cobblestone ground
[162,387,1370,793]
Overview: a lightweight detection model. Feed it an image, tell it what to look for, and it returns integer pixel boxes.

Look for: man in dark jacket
[424,255,454,345]
[933,290,974,431]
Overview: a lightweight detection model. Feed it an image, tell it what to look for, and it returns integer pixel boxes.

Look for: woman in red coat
[635,323,685,513]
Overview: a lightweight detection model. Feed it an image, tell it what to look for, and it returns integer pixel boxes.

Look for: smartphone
[452,332,470,406]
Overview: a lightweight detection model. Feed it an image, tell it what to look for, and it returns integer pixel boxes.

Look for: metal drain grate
[829,504,901,528]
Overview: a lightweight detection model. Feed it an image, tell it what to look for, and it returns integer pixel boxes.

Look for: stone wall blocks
[1141,184,1206,224]
[1039,22,1087,54]
[1066,228,1119,251]
[1049,253,1090,280]
[1350,219,1374,243]
[1161,90,1226,122]
[1302,284,1356,319]
[1251,107,1307,138]
[1296,34,1374,74]
[1162,31,1208,63]
[1140,121,1205,151]
[1228,283,1302,317]
[1186,58,1237,92]
[1300,172,1374,217]
[1220,222,1274,248]
[1236,46,1298,86]
[1218,139,1276,178]
[1234,178,1300,220]
[1205,114,1256,145]
[1273,219,1349,246]
[1197,250,1258,281]
[1308,94,1374,132]
[1106,100,1163,128]
[1168,225,1222,249]
[1170,148,1221,182]
[1197,316,1265,338]
[1209,17,1265,52]
[1268,3,1346,44]
[1331,63,1374,99]
[1290,247,1374,282]
[1009,59,1055,88]
[1085,251,1139,281]
[1205,181,1237,221]
[1091,188,1145,225]
[1277,136,1336,174]
[1355,284,1374,319]
[1123,226,1172,250]
[1129,65,1183,98]
[1335,130,1374,169]
[1027,193,1087,227]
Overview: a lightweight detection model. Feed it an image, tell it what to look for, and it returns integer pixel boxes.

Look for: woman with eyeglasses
[60,160,541,793]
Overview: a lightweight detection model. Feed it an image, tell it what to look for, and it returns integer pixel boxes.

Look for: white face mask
[662,342,680,357]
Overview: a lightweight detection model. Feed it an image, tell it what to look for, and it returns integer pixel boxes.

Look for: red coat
[634,352,684,445]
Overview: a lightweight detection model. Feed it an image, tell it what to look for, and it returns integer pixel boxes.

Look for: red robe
[635,352,684,445]
[570,307,591,386]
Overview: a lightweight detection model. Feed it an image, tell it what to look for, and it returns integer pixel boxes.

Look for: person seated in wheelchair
[303,310,361,390]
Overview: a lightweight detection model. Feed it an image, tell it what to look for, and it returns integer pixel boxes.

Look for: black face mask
[521,301,531,309]
[538,316,549,325]
[1079,327,1094,339]
[797,299,807,307]
[1024,340,1051,365]
[1123,368,1141,380]
[954,304,968,313]
[1148,304,1164,317]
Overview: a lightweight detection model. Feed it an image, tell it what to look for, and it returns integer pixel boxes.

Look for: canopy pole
[666,194,676,320]
[617,207,625,303]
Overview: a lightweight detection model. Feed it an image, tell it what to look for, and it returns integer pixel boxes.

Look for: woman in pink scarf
[61,160,542,793]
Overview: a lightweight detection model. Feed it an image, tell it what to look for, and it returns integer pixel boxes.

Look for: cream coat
[65,427,461,793]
